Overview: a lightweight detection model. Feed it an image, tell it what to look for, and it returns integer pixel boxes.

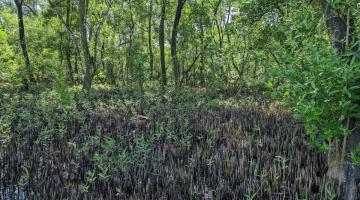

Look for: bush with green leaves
[269,5,360,152]
[273,49,360,151]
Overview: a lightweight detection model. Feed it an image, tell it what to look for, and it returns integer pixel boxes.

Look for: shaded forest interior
[1,0,360,199]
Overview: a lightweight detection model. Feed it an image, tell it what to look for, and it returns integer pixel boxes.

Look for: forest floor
[0,85,351,199]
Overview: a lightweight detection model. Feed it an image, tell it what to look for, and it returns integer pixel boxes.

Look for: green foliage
[2,0,360,193]
[274,155,289,169]
[244,191,257,200]
[0,86,273,191]
[267,1,360,151]
[325,185,337,200]
[0,114,11,149]
[0,10,21,86]
[351,144,360,167]
[18,167,30,187]
[273,47,360,150]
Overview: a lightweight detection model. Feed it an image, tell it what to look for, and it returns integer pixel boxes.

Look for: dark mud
[0,103,353,199]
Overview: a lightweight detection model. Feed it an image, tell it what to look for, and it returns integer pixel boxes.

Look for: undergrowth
[1,85,338,199]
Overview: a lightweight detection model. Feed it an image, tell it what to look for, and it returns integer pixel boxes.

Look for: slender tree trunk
[65,40,73,81]
[101,43,114,85]
[60,34,64,66]
[212,0,222,45]
[48,0,83,77]
[171,0,186,90]
[74,53,79,74]
[215,20,223,49]
[14,0,35,84]
[199,18,205,86]
[253,59,258,80]
[318,0,357,58]
[214,1,223,49]
[101,43,106,70]
[319,0,348,53]
[180,47,202,86]
[159,0,167,89]
[213,0,225,83]
[79,0,92,92]
[126,0,135,82]
[148,0,154,80]
[92,33,99,78]
[65,0,73,81]
[92,2,113,80]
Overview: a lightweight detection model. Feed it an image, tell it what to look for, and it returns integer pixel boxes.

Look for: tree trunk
[74,54,79,74]
[92,1,113,80]
[48,0,83,77]
[148,0,154,80]
[14,0,35,84]
[199,18,205,86]
[79,0,92,92]
[212,0,222,46]
[65,41,73,81]
[171,0,186,90]
[159,0,167,89]
[65,0,73,81]
[319,0,348,53]
[126,0,135,83]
